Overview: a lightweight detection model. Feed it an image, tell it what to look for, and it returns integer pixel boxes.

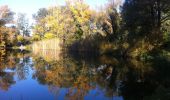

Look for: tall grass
[32,38,62,61]
[32,38,62,50]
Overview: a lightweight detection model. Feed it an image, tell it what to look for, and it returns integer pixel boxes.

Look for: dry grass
[32,38,62,61]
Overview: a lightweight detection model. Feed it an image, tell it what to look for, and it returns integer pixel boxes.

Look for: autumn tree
[0,5,15,48]
[32,8,49,39]
[69,1,92,39]
[0,5,14,24]
[101,1,122,42]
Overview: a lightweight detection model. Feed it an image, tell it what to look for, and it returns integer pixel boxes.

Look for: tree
[0,5,14,24]
[33,8,49,39]
[33,8,48,22]
[33,6,76,44]
[0,5,15,48]
[120,0,170,57]
[16,13,30,37]
[102,1,122,42]
[122,0,170,38]
[69,1,92,39]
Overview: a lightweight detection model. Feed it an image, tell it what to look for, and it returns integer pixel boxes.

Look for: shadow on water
[0,49,170,100]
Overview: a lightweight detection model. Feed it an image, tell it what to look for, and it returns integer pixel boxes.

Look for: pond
[0,50,170,100]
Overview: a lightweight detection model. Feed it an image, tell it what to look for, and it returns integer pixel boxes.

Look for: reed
[32,38,62,61]
[32,38,62,50]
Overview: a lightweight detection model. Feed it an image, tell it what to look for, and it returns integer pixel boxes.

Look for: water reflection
[0,50,170,100]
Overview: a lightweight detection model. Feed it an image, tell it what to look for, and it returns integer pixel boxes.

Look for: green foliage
[162,20,170,41]
[119,0,170,58]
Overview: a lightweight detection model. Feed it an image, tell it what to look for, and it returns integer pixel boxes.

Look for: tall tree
[0,5,14,24]
[0,5,15,47]
[69,1,92,39]
[122,0,170,37]
[33,8,49,39]
[16,13,30,37]
[33,8,48,22]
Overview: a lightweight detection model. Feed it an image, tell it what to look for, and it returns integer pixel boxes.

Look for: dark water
[0,50,170,100]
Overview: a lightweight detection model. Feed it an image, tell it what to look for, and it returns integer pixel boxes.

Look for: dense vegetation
[32,0,170,59]
[1,0,170,59]
[0,5,31,49]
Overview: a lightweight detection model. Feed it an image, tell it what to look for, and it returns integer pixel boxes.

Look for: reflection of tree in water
[33,52,170,100]
[64,61,96,100]
[33,56,103,99]
[32,57,52,84]
[16,56,31,80]
[0,72,15,91]
[110,59,155,100]
[0,49,6,64]
[0,51,16,91]
[0,50,32,90]
[108,58,170,100]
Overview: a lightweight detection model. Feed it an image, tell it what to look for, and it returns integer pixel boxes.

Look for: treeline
[0,0,169,59]
[32,0,170,58]
[32,0,123,51]
[0,5,31,49]
[0,5,16,48]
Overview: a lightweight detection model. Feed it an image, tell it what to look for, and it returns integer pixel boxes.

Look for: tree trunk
[157,0,161,27]
[157,0,163,41]
[157,0,161,30]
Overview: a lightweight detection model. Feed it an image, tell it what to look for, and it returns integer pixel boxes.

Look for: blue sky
[0,0,108,23]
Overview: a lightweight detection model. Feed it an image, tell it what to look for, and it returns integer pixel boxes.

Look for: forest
[0,0,170,60]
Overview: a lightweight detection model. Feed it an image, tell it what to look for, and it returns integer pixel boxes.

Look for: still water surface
[0,50,170,100]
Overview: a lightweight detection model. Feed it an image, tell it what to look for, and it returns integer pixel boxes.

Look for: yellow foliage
[44,33,55,39]
[17,35,24,42]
